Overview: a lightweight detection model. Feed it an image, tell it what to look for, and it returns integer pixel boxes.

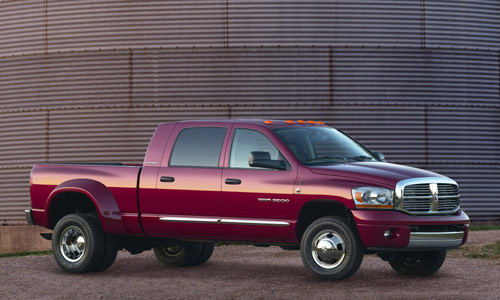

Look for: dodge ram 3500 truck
[26,119,469,280]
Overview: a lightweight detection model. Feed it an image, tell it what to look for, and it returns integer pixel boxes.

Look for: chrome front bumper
[408,231,464,248]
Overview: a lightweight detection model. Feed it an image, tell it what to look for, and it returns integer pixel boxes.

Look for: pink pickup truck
[26,119,469,280]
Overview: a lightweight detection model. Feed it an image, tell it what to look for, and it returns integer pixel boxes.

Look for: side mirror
[248,151,287,170]
[373,151,385,161]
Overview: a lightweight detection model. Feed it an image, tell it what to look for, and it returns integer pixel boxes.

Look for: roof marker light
[316,121,325,125]
[307,120,316,124]
[264,120,274,125]
[285,120,294,124]
[297,120,306,124]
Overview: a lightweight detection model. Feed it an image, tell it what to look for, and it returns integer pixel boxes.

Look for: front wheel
[389,250,446,277]
[300,216,364,280]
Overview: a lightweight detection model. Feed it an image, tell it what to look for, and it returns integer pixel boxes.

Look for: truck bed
[30,163,142,233]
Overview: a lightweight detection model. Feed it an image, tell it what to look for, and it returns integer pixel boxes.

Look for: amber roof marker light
[316,121,325,125]
[285,120,295,124]
[264,120,274,125]
[297,120,306,124]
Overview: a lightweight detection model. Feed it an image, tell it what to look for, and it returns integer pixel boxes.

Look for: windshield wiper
[346,155,375,162]
[303,155,347,163]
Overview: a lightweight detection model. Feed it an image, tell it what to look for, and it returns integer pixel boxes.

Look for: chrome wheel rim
[311,230,346,269]
[60,226,86,263]
[161,245,184,257]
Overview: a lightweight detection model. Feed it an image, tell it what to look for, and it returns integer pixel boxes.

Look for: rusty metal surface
[0,0,499,223]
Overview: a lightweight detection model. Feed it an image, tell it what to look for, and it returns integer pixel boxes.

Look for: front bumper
[352,209,469,251]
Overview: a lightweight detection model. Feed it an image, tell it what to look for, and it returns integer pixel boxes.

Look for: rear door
[142,122,230,238]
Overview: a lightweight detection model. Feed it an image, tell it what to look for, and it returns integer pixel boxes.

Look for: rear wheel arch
[47,191,98,229]
[45,179,123,233]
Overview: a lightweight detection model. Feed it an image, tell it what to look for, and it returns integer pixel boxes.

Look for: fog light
[384,229,398,240]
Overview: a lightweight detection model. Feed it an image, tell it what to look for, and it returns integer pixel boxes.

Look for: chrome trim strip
[220,218,290,227]
[160,216,219,224]
[159,216,290,226]
[408,231,464,248]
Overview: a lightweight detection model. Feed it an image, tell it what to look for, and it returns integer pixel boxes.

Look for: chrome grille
[402,182,460,214]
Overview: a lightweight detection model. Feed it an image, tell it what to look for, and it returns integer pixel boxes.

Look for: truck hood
[309,162,445,188]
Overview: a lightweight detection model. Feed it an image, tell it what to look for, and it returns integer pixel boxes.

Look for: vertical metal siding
[0,0,45,56]
[0,111,46,167]
[332,47,499,105]
[0,51,130,110]
[1,0,500,223]
[132,47,330,105]
[0,168,32,225]
[47,0,226,51]
[427,106,500,162]
[426,0,500,50]
[228,0,423,47]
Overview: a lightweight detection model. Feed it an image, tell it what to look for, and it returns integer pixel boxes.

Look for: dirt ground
[1,231,499,300]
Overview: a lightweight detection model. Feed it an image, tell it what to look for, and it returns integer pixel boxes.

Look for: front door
[220,126,298,242]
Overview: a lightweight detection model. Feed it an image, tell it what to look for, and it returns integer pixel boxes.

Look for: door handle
[160,176,175,183]
[225,178,241,185]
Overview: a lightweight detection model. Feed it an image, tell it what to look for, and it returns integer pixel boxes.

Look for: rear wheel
[389,250,446,277]
[153,244,203,267]
[52,213,105,273]
[93,235,119,272]
[300,216,364,280]
[191,243,215,266]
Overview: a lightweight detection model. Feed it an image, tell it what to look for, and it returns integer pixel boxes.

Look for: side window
[229,129,282,169]
[169,127,227,167]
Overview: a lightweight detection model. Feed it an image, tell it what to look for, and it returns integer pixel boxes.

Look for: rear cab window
[169,127,228,168]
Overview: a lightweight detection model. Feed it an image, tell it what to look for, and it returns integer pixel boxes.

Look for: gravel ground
[1,231,499,300]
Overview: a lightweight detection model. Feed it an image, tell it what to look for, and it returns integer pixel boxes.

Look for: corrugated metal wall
[0,0,499,224]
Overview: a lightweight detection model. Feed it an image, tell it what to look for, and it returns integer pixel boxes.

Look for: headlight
[352,187,394,209]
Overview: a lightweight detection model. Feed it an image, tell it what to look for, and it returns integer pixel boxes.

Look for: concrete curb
[0,226,52,254]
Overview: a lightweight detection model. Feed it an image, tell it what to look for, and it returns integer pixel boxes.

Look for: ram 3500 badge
[26,119,469,280]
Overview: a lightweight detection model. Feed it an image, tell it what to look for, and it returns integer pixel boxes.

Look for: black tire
[300,216,364,280]
[52,213,105,273]
[191,243,215,266]
[93,235,119,272]
[389,250,447,277]
[153,244,203,267]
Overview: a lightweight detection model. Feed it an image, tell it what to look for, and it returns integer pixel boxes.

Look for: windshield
[273,127,377,166]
